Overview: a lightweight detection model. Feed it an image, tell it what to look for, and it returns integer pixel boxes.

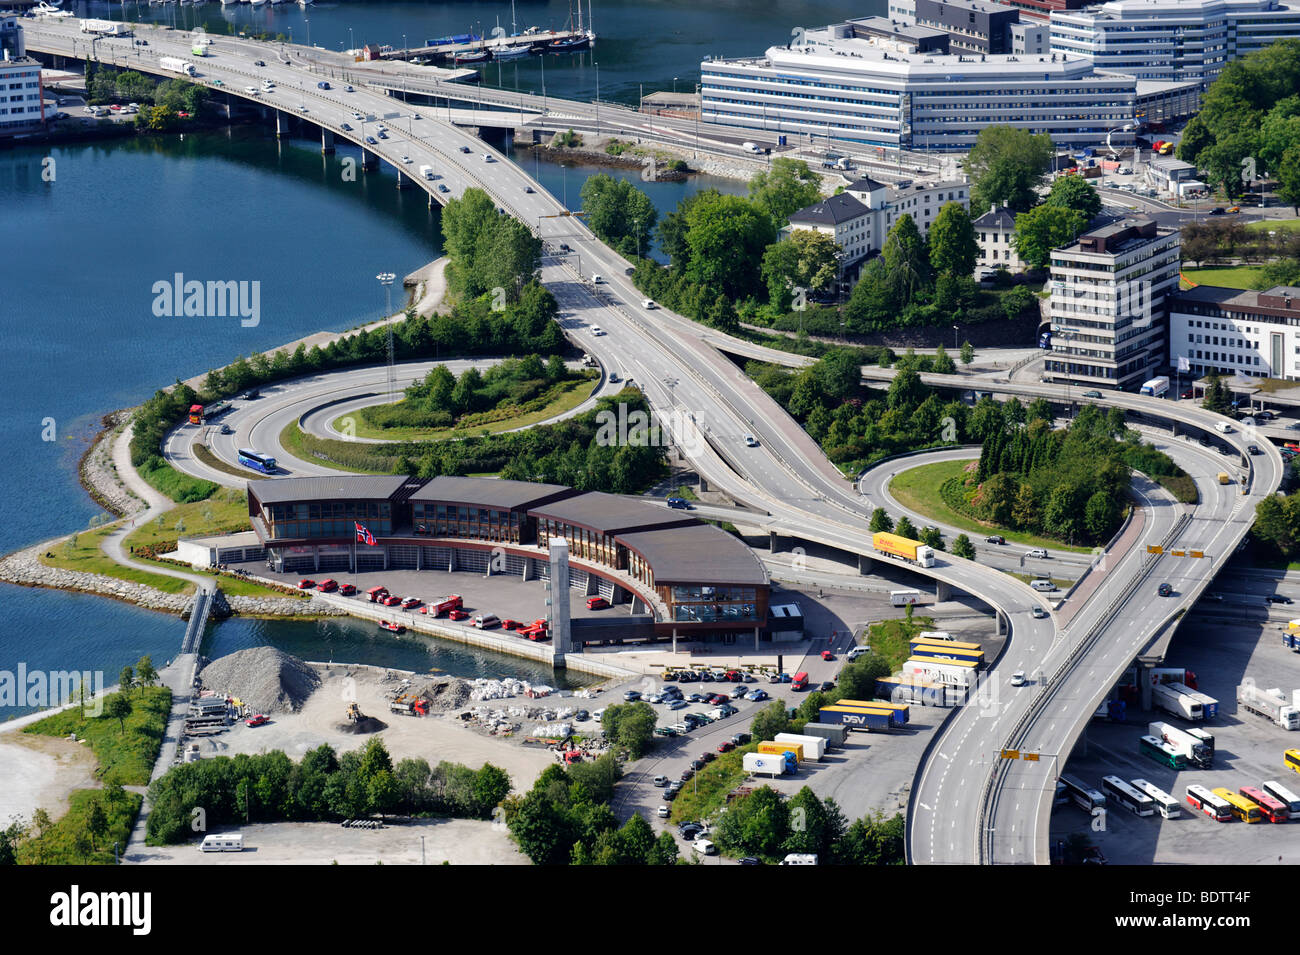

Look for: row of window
[269,519,394,540]
[265,501,390,523]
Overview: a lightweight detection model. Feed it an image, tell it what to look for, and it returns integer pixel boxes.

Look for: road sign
[1190,550,1204,558]
[1171,549,1185,557]
[1023,752,1040,762]
[1000,749,1020,760]
[1147,545,1163,554]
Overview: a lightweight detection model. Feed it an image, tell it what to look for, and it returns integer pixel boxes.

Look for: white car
[1010,671,1026,687]
[244,86,260,95]
[657,805,671,818]
[590,708,605,721]
[1026,548,1048,559]
[297,104,309,113]
[744,435,759,447]
[1030,606,1048,619]
[692,839,717,856]
[400,155,412,164]
[352,113,364,121]
[483,153,495,162]
[344,85,354,92]
[591,326,605,336]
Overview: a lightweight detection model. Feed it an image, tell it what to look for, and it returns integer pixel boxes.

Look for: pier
[378,29,593,63]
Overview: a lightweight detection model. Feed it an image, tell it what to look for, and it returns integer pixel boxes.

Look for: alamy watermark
[0,665,104,716]
[594,403,707,457]
[151,273,260,327]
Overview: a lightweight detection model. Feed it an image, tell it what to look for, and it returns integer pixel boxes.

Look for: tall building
[0,15,42,136]
[1170,285,1300,380]
[1050,0,1300,84]
[1045,218,1181,389]
[701,21,1136,151]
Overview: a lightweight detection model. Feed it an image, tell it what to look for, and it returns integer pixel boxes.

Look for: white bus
[1130,778,1180,819]
[1262,779,1300,820]
[1059,774,1106,813]
[890,589,923,607]
[1185,784,1232,822]
[1102,775,1155,817]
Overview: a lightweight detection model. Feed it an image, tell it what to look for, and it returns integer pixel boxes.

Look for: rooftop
[617,524,769,586]
[974,205,1017,229]
[409,475,575,510]
[248,475,416,505]
[788,192,870,225]
[529,492,696,536]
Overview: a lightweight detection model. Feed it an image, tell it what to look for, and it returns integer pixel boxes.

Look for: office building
[1045,217,1181,389]
[701,22,1137,151]
[1170,285,1300,380]
[1050,0,1300,85]
[0,14,41,135]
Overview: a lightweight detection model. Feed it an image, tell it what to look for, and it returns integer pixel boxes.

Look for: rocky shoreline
[79,409,145,520]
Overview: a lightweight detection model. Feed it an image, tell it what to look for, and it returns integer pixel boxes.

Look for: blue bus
[237,448,277,474]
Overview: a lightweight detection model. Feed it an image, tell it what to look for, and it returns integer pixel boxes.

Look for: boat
[548,0,595,51]
[453,48,491,63]
[250,0,267,6]
[494,43,534,60]
[379,620,406,634]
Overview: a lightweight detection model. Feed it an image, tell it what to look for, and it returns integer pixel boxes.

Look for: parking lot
[1052,612,1300,864]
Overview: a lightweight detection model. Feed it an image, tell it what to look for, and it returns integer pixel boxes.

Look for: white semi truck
[1236,684,1300,730]
[1152,682,1205,720]
[80,19,129,36]
[159,57,197,77]
[1148,721,1213,768]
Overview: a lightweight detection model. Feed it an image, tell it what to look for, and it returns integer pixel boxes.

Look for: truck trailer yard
[1052,613,1300,864]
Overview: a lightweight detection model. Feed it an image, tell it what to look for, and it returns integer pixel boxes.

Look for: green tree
[1045,174,1102,219]
[1013,205,1088,269]
[919,525,944,551]
[1202,374,1233,415]
[964,125,1054,214]
[750,700,791,741]
[869,507,894,533]
[1279,146,1300,215]
[894,515,918,540]
[928,202,979,277]
[580,173,658,257]
[952,533,975,559]
[1083,490,1119,541]
[105,694,132,735]
[684,194,777,301]
[747,157,823,224]
[601,702,656,759]
[784,786,829,856]
[647,830,679,865]
[118,667,135,697]
[761,229,840,309]
[136,655,157,688]
[933,344,956,375]
[882,214,932,304]
[960,341,975,365]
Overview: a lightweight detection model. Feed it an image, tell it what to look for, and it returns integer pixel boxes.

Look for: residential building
[973,205,1026,271]
[1170,285,1300,380]
[1050,0,1300,85]
[700,22,1137,151]
[1045,217,1181,389]
[782,176,969,275]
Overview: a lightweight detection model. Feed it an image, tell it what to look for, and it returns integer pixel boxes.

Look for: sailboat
[249,0,267,7]
[548,0,594,51]
[298,0,314,6]
[494,6,534,59]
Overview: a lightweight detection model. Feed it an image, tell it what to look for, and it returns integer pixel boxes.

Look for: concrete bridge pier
[273,110,283,138]
[321,128,335,154]
[858,553,873,575]
[361,150,379,172]
[395,171,410,190]
[935,581,951,602]
[768,532,781,553]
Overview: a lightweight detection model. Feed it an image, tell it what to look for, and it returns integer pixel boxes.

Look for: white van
[692,839,717,855]
[1214,421,1233,434]
[199,833,243,852]
[472,613,500,629]
[642,299,657,309]
[781,853,818,865]
[1030,579,1056,592]
[592,274,603,284]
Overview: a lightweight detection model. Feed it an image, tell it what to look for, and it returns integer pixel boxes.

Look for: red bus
[189,404,204,425]
[1239,786,1289,823]
[792,671,809,691]
[1185,784,1232,822]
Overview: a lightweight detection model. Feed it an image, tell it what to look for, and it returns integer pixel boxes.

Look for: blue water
[76,0,879,105]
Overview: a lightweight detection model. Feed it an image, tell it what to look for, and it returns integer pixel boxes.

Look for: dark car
[731,732,751,745]
[340,122,353,131]
[1248,445,1262,455]
[666,497,690,509]
[574,709,590,722]
[1255,410,1275,420]
[254,60,266,67]
[365,135,378,145]
[698,671,715,683]
[700,751,716,763]
[1209,207,1225,215]
[738,857,762,866]
[680,767,695,781]
[1180,389,1194,399]
[1082,390,1103,399]
[219,424,233,435]
[678,822,702,837]
[1158,583,1173,597]
[1266,594,1294,604]
[986,535,1005,545]
[820,681,836,692]
[691,759,706,770]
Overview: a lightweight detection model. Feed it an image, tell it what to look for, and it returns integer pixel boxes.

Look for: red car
[316,579,338,593]
[246,714,269,727]
[717,741,735,753]
[339,584,357,596]
[502,619,522,631]
[382,595,402,606]
[402,598,422,610]
[297,578,315,590]
[821,650,834,661]
[448,608,469,621]
[586,596,609,610]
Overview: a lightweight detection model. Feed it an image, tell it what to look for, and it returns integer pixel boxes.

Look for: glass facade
[671,585,759,624]
[536,517,619,566]
[263,500,391,540]
[412,502,522,542]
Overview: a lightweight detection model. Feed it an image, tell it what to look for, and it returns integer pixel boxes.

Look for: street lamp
[695,82,701,159]
[594,62,599,137]
[349,27,355,53]
[953,325,959,350]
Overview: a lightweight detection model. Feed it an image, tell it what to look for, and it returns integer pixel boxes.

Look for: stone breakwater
[0,541,343,619]
[80,410,146,519]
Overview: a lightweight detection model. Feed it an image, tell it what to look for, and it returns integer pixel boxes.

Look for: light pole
[953,325,959,350]
[348,27,354,54]
[633,218,641,260]
[594,62,599,137]
[694,82,701,158]
[673,76,678,94]
[376,272,397,402]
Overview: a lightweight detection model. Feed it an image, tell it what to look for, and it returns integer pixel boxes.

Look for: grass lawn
[123,488,250,552]
[194,442,270,480]
[865,616,937,673]
[1181,265,1267,290]
[337,377,597,442]
[24,686,172,787]
[888,460,1096,554]
[39,526,195,596]
[278,422,393,474]
[1245,219,1300,233]
[668,743,758,828]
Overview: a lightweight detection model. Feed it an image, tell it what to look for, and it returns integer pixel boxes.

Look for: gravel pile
[419,678,472,711]
[199,647,322,713]
[338,716,388,735]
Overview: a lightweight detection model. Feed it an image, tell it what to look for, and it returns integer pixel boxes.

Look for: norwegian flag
[355,522,376,546]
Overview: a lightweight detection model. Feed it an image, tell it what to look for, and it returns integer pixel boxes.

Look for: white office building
[1045,217,1181,389]
[701,22,1137,151]
[1170,285,1300,380]
[1050,0,1300,84]
[783,176,970,273]
[0,17,41,135]
[1010,20,1052,52]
